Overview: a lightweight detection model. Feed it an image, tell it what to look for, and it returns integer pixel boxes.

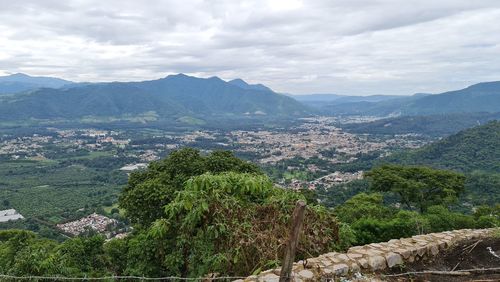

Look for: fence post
[279,200,306,282]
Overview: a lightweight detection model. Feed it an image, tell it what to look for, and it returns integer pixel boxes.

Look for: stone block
[393,248,412,259]
[428,244,439,256]
[332,263,350,275]
[367,255,387,270]
[261,273,279,282]
[297,270,314,280]
[416,245,427,257]
[333,253,351,262]
[244,275,258,281]
[347,253,363,260]
[349,261,361,273]
[358,258,369,269]
[385,252,403,268]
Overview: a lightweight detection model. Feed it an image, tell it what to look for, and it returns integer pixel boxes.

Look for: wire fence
[382,267,500,277]
[2,267,500,281]
[0,275,248,281]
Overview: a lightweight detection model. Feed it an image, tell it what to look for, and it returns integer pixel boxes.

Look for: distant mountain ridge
[0,73,72,94]
[1,73,500,121]
[342,112,500,136]
[297,82,500,116]
[401,81,500,115]
[0,74,308,120]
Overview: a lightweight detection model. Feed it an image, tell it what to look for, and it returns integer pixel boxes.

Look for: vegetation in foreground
[0,148,498,278]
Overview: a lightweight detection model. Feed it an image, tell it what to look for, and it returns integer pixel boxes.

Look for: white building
[0,209,24,223]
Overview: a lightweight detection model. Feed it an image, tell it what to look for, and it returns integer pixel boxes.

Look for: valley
[0,116,435,239]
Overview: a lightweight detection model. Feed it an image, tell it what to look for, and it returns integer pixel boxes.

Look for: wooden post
[279,200,306,282]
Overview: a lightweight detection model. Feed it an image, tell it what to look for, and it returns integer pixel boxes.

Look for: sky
[1,0,500,95]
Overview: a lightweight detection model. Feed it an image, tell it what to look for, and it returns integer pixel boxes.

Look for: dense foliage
[366,165,465,212]
[0,141,498,278]
[383,121,500,207]
[145,172,338,276]
[333,192,499,245]
[1,156,340,278]
[388,121,500,173]
[119,148,262,226]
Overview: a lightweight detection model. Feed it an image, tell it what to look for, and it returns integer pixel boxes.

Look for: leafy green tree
[423,205,476,232]
[334,193,392,224]
[53,235,110,277]
[119,148,261,226]
[144,172,339,277]
[103,239,128,275]
[366,165,465,212]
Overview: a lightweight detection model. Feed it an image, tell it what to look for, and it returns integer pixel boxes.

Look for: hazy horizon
[2,0,500,95]
[2,71,496,97]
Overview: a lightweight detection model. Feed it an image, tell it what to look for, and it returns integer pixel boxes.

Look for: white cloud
[0,0,500,94]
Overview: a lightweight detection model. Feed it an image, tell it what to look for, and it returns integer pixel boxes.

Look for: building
[0,209,24,223]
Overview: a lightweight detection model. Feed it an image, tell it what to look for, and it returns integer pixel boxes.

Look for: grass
[103,203,126,216]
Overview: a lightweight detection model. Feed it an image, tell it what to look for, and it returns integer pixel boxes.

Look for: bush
[424,205,476,232]
[144,172,339,277]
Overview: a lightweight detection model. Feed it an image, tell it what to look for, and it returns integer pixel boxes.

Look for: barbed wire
[3,267,500,281]
[0,274,249,281]
[382,267,500,277]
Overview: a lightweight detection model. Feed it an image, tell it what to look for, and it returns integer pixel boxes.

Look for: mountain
[295,81,500,117]
[401,81,500,115]
[321,95,425,116]
[228,78,273,92]
[0,73,72,94]
[292,94,403,103]
[294,94,427,116]
[0,74,308,120]
[386,121,500,173]
[342,112,500,136]
[291,94,343,102]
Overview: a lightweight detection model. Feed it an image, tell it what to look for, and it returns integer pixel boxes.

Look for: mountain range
[0,73,307,120]
[295,82,500,116]
[342,112,500,136]
[0,73,499,121]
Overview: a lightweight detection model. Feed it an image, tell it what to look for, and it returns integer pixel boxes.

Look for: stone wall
[237,228,496,281]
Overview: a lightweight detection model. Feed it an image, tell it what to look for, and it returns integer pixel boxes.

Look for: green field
[0,158,126,222]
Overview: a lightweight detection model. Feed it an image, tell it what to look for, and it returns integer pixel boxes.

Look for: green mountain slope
[0,74,308,120]
[387,121,500,173]
[342,112,500,136]
[296,81,500,116]
[402,82,500,115]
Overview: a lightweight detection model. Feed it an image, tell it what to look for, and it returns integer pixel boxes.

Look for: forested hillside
[299,81,500,117]
[384,121,500,206]
[0,74,308,121]
[342,112,500,136]
[1,149,497,279]
[388,121,500,172]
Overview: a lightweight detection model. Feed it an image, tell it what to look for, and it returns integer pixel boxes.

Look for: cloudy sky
[1,0,500,95]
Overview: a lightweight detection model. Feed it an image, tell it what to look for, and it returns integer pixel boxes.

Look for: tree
[366,165,465,212]
[119,148,262,226]
[334,193,392,224]
[145,172,339,277]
